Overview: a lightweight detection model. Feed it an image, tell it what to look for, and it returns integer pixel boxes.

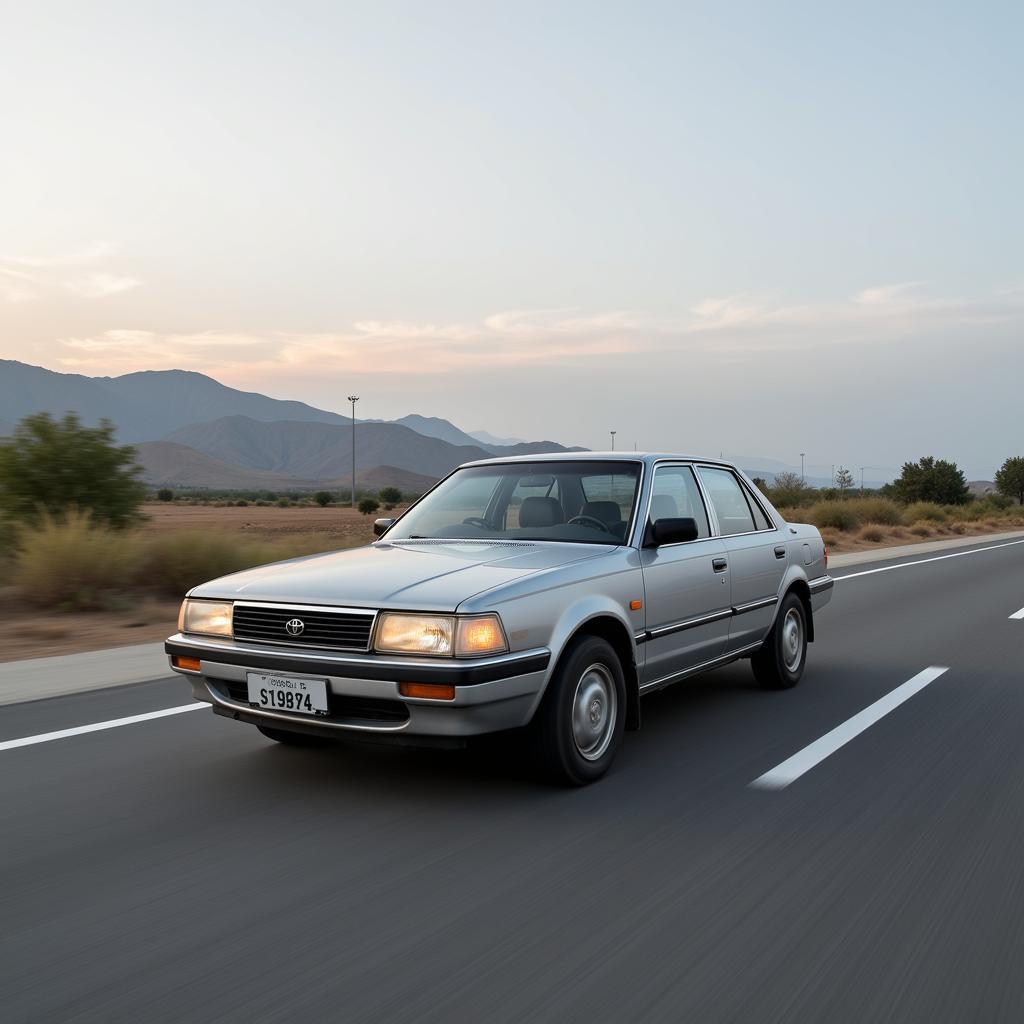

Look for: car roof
[461,451,740,470]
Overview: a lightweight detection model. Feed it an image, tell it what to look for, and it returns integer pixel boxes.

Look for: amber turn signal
[629,600,643,610]
[399,681,456,701]
[172,655,202,672]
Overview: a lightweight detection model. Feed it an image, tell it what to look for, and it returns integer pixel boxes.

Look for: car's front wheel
[532,635,626,786]
[751,591,807,689]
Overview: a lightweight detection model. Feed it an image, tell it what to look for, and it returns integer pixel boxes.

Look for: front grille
[232,604,375,651]
[219,680,408,724]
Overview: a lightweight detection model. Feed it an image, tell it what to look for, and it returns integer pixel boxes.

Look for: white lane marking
[1010,607,1024,620]
[750,667,949,790]
[0,703,204,753]
[834,537,1024,582]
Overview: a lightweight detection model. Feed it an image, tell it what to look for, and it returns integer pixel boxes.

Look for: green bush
[358,497,380,516]
[810,501,860,532]
[314,491,333,507]
[905,501,946,523]
[845,497,905,526]
[157,488,174,502]
[0,412,147,527]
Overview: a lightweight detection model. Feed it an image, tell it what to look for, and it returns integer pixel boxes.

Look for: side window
[649,466,710,539]
[698,467,756,536]
[743,483,773,530]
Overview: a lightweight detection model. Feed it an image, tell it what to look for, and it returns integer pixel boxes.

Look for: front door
[639,464,732,688]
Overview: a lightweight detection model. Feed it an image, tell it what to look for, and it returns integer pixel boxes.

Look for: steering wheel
[462,516,492,529]
[567,514,611,533]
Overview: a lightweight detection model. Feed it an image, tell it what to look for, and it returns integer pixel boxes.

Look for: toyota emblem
[285,618,305,637]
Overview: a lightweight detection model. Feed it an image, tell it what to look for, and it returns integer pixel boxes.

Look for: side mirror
[373,517,395,538]
[645,517,699,547]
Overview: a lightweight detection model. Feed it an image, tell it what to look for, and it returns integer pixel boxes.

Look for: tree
[157,488,174,502]
[358,497,380,516]
[834,466,854,496]
[890,456,971,506]
[995,457,1024,505]
[751,477,768,491]
[379,486,401,509]
[768,471,815,508]
[314,490,333,507]
[0,412,146,528]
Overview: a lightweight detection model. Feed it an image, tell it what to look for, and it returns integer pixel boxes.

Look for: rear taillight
[823,542,828,569]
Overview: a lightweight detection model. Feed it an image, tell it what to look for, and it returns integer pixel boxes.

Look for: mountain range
[0,360,583,492]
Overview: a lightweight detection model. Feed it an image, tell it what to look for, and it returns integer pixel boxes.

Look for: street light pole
[610,430,616,451]
[347,395,359,506]
[800,453,805,482]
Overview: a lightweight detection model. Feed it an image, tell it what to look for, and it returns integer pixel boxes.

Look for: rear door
[639,464,731,688]
[696,466,786,652]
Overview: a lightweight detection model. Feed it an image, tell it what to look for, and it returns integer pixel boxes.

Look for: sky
[1,0,1021,479]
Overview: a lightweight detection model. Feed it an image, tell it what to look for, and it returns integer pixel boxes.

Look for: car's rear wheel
[751,591,807,689]
[256,724,330,746]
[532,635,626,785]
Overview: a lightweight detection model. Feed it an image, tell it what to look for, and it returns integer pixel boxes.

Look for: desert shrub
[909,521,933,537]
[846,497,905,526]
[948,522,967,534]
[379,486,402,509]
[137,531,287,596]
[277,498,291,508]
[358,497,380,516]
[818,527,842,547]
[858,524,885,543]
[157,488,174,502]
[905,502,946,523]
[811,501,860,532]
[12,510,142,609]
[235,499,248,507]
[314,491,333,507]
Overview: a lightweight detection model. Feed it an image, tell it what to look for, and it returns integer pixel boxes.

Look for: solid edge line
[749,666,949,791]
[1009,607,1024,620]
[833,538,1024,582]
[0,703,204,753]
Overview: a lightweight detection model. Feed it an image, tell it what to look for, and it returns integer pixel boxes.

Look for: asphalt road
[3,537,1024,1023]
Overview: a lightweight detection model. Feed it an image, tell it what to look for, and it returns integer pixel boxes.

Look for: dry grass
[858,525,886,543]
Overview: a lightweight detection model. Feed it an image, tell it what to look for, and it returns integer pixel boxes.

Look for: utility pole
[610,430,616,450]
[800,453,806,482]
[860,466,865,494]
[348,395,359,506]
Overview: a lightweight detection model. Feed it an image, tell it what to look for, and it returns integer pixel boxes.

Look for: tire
[256,724,330,747]
[751,591,807,690]
[531,635,627,786]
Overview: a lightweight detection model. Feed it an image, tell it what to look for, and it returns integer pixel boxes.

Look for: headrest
[519,496,564,528]
[650,494,679,521]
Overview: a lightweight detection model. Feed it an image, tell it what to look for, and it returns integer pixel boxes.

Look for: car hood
[189,539,611,611]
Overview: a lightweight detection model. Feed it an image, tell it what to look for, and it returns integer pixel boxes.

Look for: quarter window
[649,466,710,539]
[698,467,756,536]
[743,484,773,530]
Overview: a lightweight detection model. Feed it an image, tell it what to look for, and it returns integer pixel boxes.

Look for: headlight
[179,599,233,637]
[374,613,508,658]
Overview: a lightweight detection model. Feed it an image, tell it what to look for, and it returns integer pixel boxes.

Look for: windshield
[384,461,642,545]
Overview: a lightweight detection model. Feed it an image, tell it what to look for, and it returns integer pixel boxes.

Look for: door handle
[712,557,728,572]
[774,546,787,559]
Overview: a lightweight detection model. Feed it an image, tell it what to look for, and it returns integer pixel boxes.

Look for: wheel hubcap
[571,663,617,761]
[782,608,803,672]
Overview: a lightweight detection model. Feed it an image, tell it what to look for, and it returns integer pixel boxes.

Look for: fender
[768,565,815,641]
[522,593,639,719]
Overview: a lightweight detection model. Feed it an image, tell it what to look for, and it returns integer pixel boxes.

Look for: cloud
[65,273,141,298]
[0,242,139,302]
[51,283,1023,379]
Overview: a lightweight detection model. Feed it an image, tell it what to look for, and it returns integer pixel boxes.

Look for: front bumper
[165,634,551,739]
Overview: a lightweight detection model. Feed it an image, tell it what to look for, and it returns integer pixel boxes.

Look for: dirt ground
[140,501,391,544]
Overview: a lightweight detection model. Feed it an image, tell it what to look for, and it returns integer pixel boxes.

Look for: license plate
[246,672,329,716]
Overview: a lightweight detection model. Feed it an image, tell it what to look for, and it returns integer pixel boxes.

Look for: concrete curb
[0,643,169,707]
[4,529,1023,707]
